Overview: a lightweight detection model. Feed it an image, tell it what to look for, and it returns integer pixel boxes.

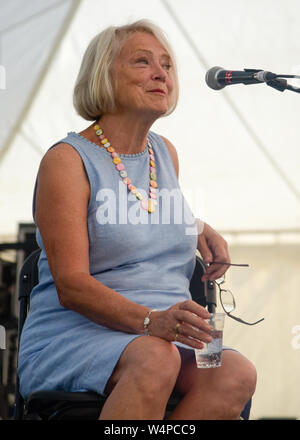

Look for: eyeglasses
[215,273,265,326]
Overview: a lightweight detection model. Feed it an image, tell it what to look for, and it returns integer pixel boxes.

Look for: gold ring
[175,322,181,334]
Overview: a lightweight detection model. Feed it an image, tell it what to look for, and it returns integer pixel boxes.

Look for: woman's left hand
[197,222,230,281]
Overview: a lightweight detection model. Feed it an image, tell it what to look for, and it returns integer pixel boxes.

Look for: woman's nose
[151,63,167,81]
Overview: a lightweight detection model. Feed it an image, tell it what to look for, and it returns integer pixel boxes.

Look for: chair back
[14,248,41,419]
[17,249,41,338]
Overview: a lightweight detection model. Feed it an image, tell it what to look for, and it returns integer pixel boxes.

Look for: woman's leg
[99,336,181,420]
[168,349,257,420]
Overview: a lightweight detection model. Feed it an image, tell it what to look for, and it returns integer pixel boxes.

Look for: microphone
[205,66,277,90]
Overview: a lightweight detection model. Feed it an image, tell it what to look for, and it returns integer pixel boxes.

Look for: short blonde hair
[73,19,179,121]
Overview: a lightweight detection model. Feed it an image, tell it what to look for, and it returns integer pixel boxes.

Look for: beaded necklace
[93,124,158,213]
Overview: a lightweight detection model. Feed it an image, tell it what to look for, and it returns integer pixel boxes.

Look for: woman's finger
[197,233,213,265]
[205,263,229,280]
[178,300,210,319]
[178,322,213,344]
[175,310,212,334]
[174,332,204,350]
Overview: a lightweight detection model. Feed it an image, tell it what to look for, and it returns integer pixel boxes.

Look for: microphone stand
[244,69,300,93]
[266,77,300,94]
[205,280,217,313]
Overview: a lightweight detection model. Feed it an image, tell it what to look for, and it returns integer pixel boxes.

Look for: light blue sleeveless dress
[17,130,199,399]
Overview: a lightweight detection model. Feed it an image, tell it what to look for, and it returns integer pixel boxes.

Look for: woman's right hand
[148,300,213,349]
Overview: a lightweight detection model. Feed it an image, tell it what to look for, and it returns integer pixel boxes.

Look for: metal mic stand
[205,280,217,313]
[266,78,300,94]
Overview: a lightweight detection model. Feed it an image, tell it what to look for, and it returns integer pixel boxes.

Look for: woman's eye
[163,63,172,71]
[136,58,148,65]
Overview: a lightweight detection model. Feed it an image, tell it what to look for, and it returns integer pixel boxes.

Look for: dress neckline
[69,131,149,158]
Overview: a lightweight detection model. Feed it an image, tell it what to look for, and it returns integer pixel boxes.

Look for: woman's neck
[92,112,155,155]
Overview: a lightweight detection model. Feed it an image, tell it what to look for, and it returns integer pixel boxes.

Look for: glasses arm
[225,310,265,326]
[211,261,249,267]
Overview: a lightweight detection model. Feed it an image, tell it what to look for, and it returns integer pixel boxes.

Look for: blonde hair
[73,19,179,120]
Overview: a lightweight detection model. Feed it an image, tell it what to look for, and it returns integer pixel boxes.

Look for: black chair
[14,249,251,420]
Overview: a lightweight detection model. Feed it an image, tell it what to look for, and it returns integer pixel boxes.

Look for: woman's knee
[108,336,181,395]
[130,336,181,388]
[231,354,257,398]
[221,351,257,415]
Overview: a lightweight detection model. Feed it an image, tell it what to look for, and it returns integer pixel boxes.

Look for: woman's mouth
[148,89,166,95]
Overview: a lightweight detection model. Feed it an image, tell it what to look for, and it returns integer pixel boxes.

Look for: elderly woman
[18,20,256,419]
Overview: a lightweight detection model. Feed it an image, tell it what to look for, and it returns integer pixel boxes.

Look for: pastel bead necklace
[93,124,158,213]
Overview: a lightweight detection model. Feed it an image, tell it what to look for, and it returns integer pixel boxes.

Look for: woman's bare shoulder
[39,142,88,180]
[40,142,82,166]
[37,141,90,208]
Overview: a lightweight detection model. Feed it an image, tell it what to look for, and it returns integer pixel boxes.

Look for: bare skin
[101,339,256,420]
[36,31,257,419]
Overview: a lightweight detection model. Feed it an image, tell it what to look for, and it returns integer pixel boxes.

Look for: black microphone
[205,66,277,90]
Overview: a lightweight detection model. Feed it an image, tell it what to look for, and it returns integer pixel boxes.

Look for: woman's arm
[197,223,230,281]
[35,143,150,335]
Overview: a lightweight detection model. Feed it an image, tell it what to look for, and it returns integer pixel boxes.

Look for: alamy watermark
[0,65,6,90]
[95,182,204,235]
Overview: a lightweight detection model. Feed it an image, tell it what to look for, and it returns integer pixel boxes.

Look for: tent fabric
[0,0,300,419]
[0,0,75,161]
[225,243,300,420]
[0,0,300,238]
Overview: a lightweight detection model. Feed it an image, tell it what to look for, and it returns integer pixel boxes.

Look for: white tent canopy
[1,0,300,238]
[1,0,300,419]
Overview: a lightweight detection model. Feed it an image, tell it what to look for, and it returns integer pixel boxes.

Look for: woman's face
[113,31,174,118]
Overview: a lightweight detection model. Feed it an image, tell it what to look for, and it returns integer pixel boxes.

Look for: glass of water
[194,313,225,368]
